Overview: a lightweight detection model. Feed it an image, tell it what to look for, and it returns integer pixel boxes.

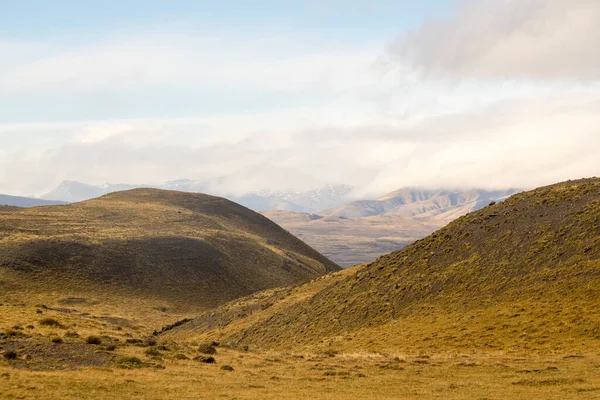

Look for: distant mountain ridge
[41,180,355,213]
[322,188,519,221]
[0,194,67,208]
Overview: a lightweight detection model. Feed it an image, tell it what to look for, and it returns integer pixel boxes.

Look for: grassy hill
[0,189,340,316]
[171,178,600,354]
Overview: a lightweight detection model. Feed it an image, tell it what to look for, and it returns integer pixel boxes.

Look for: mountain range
[0,194,67,208]
[41,180,355,213]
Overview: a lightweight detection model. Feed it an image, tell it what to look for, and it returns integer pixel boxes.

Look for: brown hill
[0,189,340,313]
[171,178,600,354]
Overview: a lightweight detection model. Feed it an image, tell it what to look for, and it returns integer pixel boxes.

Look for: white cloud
[390,0,600,81]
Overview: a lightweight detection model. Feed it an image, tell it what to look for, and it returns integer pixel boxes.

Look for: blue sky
[1,1,453,40]
[0,0,599,197]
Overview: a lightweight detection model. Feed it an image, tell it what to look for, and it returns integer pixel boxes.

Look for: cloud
[1,92,599,197]
[1,2,599,198]
[390,0,600,81]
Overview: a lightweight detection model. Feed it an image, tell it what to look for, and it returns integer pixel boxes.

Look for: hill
[171,178,600,354]
[0,189,340,315]
[0,194,67,208]
[322,188,518,221]
[262,210,443,267]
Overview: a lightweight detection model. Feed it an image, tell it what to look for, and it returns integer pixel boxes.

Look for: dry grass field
[1,298,599,400]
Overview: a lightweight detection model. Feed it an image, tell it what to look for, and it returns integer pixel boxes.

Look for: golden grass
[2,344,599,399]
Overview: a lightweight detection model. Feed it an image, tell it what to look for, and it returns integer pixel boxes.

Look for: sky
[1,0,599,197]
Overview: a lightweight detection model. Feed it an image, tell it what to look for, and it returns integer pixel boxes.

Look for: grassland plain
[1,179,600,399]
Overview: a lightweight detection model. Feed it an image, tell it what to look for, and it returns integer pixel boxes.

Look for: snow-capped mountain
[40,180,356,212]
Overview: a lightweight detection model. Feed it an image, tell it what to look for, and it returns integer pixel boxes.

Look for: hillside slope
[171,178,600,353]
[0,189,340,313]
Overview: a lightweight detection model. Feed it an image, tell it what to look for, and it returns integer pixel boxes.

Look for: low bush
[116,356,144,369]
[198,343,217,355]
[39,318,65,328]
[86,336,102,345]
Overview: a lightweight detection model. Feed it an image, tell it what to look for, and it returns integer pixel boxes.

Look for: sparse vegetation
[39,318,65,328]
[115,356,144,369]
[198,343,217,355]
[144,348,162,358]
[86,336,102,345]
[194,355,216,364]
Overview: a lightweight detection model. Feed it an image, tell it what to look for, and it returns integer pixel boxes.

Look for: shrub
[198,344,217,355]
[116,356,144,369]
[64,331,80,338]
[105,344,117,351]
[194,355,216,364]
[4,351,18,360]
[322,349,338,358]
[39,318,64,328]
[175,354,190,360]
[221,365,234,371]
[145,348,162,358]
[86,336,102,345]
[144,338,157,347]
[51,337,63,344]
